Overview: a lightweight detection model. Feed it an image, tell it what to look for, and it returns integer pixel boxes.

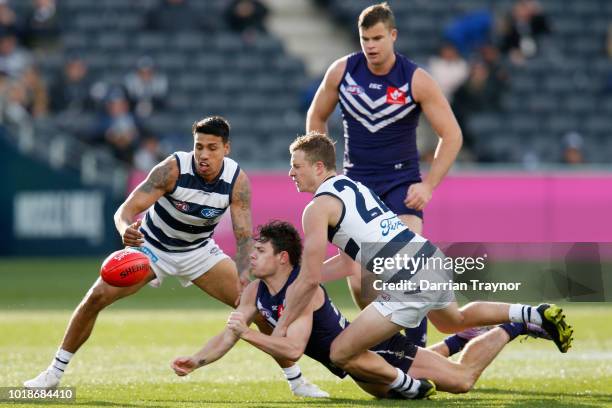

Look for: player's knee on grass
[441,370,475,394]
[453,374,476,394]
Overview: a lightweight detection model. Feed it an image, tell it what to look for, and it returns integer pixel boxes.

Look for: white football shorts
[132,238,230,288]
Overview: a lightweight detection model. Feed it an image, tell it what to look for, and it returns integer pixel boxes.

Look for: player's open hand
[404,182,433,211]
[122,219,144,247]
[227,311,248,337]
[171,356,198,376]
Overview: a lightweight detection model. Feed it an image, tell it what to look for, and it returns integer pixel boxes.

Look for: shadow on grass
[65,392,612,408]
[473,387,612,407]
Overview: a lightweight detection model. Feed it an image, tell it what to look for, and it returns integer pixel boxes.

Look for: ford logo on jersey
[201,208,224,218]
[346,85,364,95]
[380,216,404,236]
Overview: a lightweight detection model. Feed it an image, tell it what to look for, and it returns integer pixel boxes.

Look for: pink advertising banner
[213,172,612,256]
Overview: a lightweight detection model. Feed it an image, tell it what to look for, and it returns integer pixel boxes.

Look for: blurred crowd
[0,0,270,178]
[2,0,606,175]
[421,0,556,162]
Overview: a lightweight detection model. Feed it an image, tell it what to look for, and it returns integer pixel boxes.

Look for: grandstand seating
[8,0,612,168]
[29,0,306,168]
[323,0,612,164]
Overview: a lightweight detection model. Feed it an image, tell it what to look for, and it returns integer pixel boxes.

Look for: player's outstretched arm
[275,201,328,333]
[306,57,346,134]
[230,300,313,362]
[405,69,463,211]
[171,282,259,376]
[114,155,178,246]
[230,170,253,287]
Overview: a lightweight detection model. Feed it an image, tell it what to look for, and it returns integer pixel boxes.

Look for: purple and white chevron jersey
[338,52,422,179]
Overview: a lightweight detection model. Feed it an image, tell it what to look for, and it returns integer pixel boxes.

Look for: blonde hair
[289,131,336,171]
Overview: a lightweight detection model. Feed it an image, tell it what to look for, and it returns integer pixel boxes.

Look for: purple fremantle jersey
[338,52,422,180]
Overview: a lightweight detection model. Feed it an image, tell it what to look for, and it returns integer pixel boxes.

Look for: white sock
[282,364,302,389]
[509,304,542,326]
[389,367,420,397]
[48,348,74,379]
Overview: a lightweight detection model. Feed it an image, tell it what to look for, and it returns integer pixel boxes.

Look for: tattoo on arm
[232,173,253,274]
[138,160,173,194]
[235,235,251,273]
[198,359,207,367]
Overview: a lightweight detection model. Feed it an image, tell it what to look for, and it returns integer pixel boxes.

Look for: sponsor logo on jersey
[380,216,404,237]
[386,86,406,104]
[201,207,224,218]
[174,201,190,212]
[369,83,383,90]
[259,308,272,320]
[271,303,285,317]
[346,84,364,95]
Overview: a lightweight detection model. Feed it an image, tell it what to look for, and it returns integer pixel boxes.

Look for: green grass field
[1,258,611,407]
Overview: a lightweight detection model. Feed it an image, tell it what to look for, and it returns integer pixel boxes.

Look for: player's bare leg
[62,271,156,352]
[329,304,433,398]
[398,214,422,235]
[191,258,329,398]
[428,302,516,334]
[408,327,511,393]
[190,258,242,307]
[429,301,573,353]
[24,268,155,389]
[330,304,404,382]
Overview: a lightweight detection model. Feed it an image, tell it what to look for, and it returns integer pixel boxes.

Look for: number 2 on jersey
[333,179,388,223]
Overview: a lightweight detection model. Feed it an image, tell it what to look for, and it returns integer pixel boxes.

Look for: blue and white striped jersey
[314,175,430,265]
[140,152,240,252]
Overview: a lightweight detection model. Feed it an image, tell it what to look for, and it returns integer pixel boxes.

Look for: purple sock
[444,335,469,356]
[499,322,525,341]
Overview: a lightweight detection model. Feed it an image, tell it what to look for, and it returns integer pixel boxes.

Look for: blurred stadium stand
[0,0,611,257]
[320,0,612,165]
[0,0,610,197]
[2,0,308,194]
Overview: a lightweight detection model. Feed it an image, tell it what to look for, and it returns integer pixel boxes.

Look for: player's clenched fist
[227,311,248,336]
[121,219,144,247]
[171,357,198,376]
[404,182,433,211]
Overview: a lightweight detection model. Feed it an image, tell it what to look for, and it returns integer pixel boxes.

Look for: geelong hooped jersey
[256,267,349,378]
[338,52,421,177]
[314,175,430,265]
[140,152,240,252]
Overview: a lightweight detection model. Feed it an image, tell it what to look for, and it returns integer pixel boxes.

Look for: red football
[100,249,150,287]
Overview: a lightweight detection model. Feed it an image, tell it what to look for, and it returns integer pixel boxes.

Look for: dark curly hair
[256,220,303,266]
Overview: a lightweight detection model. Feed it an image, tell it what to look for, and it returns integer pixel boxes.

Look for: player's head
[192,116,230,181]
[251,220,302,279]
[358,2,397,67]
[289,131,336,193]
